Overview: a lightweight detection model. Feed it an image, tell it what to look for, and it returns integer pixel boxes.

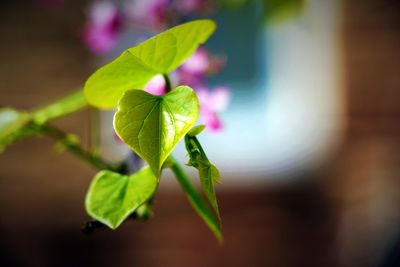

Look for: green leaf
[168,156,223,242]
[85,166,158,229]
[0,108,32,153]
[185,135,222,226]
[32,90,87,124]
[188,125,206,136]
[84,19,216,109]
[114,86,199,176]
[198,163,221,224]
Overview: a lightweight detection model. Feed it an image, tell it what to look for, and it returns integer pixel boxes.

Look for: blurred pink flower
[177,47,210,87]
[178,47,226,87]
[125,0,170,29]
[144,74,166,96]
[83,1,121,55]
[176,47,230,132]
[181,47,210,75]
[196,86,230,132]
[174,0,213,15]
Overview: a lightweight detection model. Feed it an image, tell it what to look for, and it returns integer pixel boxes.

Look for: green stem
[38,123,119,172]
[163,73,172,92]
[157,74,223,241]
[166,155,223,242]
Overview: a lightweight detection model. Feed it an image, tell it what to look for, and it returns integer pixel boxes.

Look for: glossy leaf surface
[84,19,216,109]
[85,166,158,229]
[114,86,199,175]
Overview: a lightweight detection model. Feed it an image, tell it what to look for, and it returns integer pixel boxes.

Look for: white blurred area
[176,0,345,182]
[260,0,345,177]
[100,0,345,184]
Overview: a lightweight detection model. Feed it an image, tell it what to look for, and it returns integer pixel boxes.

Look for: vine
[0,20,223,242]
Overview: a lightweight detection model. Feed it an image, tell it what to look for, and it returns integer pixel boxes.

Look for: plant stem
[166,155,223,242]
[38,123,119,172]
[166,156,197,198]
[163,73,172,92]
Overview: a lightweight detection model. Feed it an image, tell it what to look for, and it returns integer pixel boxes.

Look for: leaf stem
[163,73,172,92]
[37,123,119,172]
[166,155,223,242]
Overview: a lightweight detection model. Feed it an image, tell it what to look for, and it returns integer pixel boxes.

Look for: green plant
[0,20,223,242]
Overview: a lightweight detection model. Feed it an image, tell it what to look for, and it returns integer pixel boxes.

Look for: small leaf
[0,108,32,153]
[168,156,223,242]
[84,19,216,109]
[188,125,206,136]
[114,86,199,176]
[85,166,158,229]
[32,90,87,124]
[185,135,222,226]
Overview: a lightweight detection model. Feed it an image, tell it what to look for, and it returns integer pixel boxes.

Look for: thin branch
[37,123,119,172]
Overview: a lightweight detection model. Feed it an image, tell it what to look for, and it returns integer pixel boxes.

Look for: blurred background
[1,0,400,266]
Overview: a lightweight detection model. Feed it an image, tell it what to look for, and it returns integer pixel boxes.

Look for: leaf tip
[188,124,206,137]
[200,19,217,33]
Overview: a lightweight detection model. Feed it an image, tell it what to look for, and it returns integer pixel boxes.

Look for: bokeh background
[1,0,400,266]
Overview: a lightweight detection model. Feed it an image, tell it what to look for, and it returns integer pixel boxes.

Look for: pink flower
[144,74,166,96]
[82,1,121,55]
[177,47,226,87]
[176,47,230,132]
[125,0,170,29]
[177,47,210,87]
[181,47,210,75]
[174,0,213,15]
[196,86,230,132]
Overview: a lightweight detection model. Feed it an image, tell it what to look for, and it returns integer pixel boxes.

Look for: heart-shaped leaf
[84,19,216,109]
[85,166,158,229]
[114,86,199,175]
